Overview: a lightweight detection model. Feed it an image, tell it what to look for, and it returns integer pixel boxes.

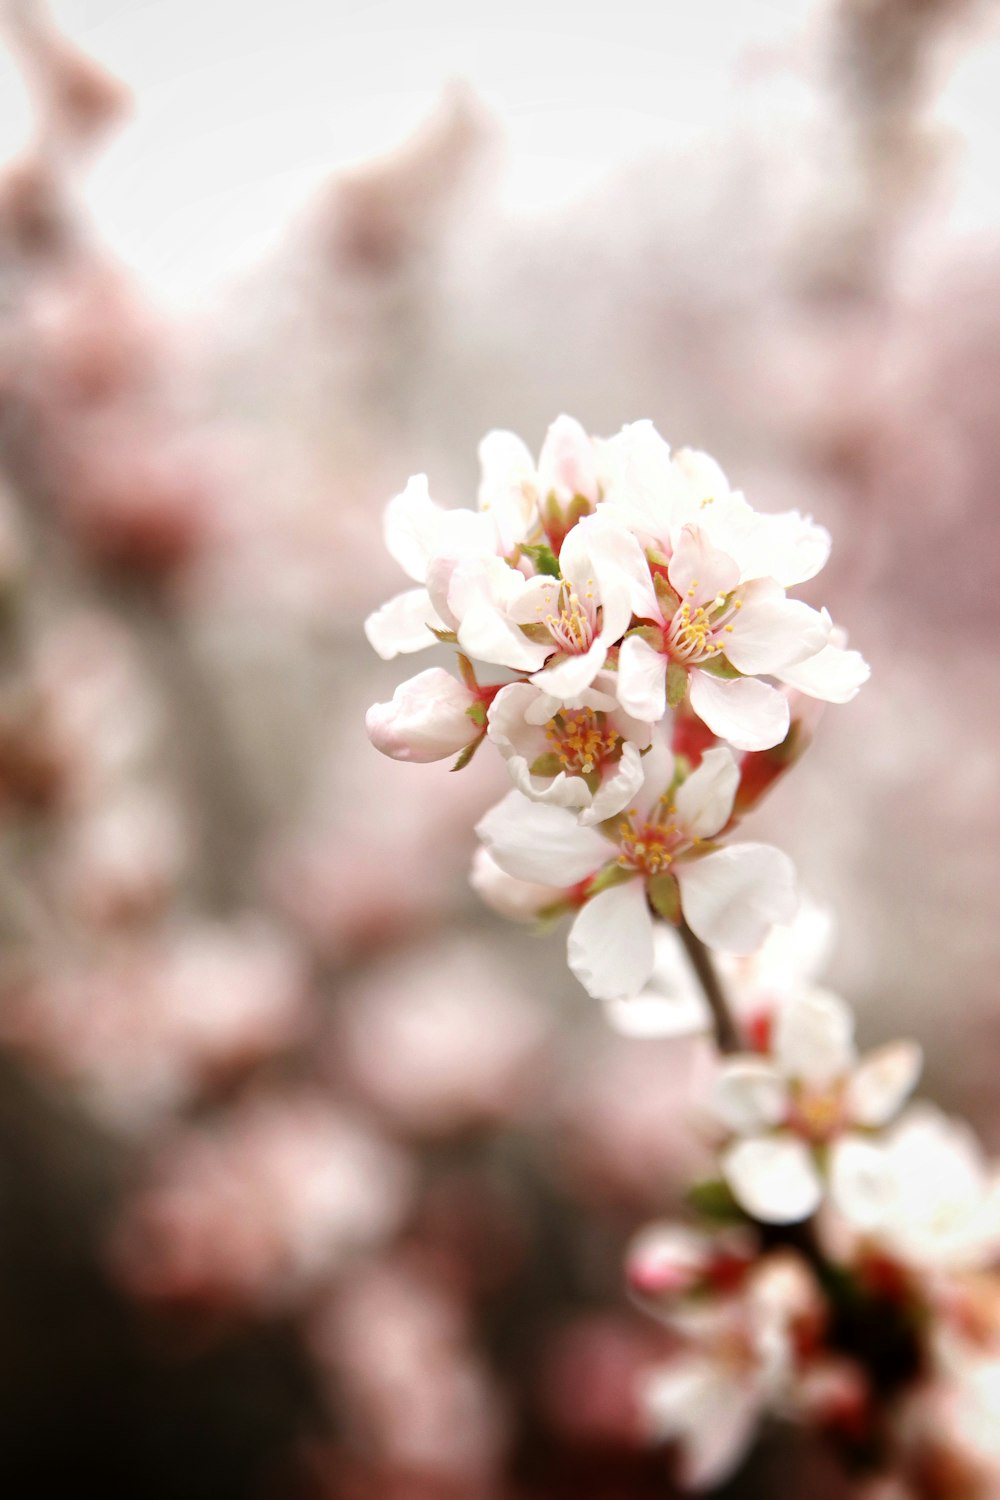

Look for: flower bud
[365,667,478,763]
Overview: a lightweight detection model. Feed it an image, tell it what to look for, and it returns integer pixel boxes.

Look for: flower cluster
[627,993,1000,1492]
[366,413,1000,1497]
[365,416,868,1000]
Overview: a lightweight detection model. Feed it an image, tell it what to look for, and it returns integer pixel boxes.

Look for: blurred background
[0,0,998,1494]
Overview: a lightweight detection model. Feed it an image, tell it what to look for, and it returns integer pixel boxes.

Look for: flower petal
[735,510,832,588]
[775,640,871,703]
[845,1040,923,1128]
[723,1135,823,1224]
[774,989,855,1088]
[713,1059,789,1135]
[642,1359,762,1491]
[616,635,667,722]
[725,579,831,675]
[828,1135,892,1231]
[667,524,740,609]
[531,638,608,698]
[689,671,791,753]
[605,926,710,1037]
[583,740,647,825]
[365,667,475,762]
[364,588,440,659]
[677,844,798,955]
[567,880,654,1001]
[476,791,609,887]
[673,746,739,840]
[469,847,565,922]
[537,413,600,504]
[477,429,537,552]
[384,474,490,581]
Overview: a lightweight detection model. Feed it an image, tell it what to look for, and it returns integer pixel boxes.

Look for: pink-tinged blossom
[486,678,651,824]
[112,1094,413,1308]
[476,738,797,1000]
[713,990,922,1224]
[478,412,600,553]
[598,423,867,749]
[831,1106,1000,1274]
[639,1249,823,1490]
[446,509,648,697]
[365,665,481,762]
[363,472,494,659]
[335,940,550,1137]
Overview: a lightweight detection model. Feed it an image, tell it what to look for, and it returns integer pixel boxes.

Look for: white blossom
[476,738,797,1000]
[713,989,922,1224]
[831,1105,1000,1273]
[365,666,480,763]
[640,1251,819,1490]
[486,678,650,824]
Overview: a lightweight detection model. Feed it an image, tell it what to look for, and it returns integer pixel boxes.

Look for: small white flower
[365,666,480,763]
[363,474,495,659]
[486,678,650,825]
[713,990,922,1225]
[446,509,648,697]
[640,1250,819,1490]
[831,1105,1000,1273]
[476,737,797,1001]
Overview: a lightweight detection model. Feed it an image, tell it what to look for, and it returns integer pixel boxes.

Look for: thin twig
[678,922,742,1055]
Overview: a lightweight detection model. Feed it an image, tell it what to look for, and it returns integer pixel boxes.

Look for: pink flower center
[666,585,742,665]
[545,582,596,656]
[787,1083,846,1144]
[616,800,692,874]
[544,709,620,776]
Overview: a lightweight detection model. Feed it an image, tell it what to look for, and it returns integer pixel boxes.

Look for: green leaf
[666,661,688,710]
[521,542,561,578]
[528,752,565,778]
[685,1178,746,1225]
[465,701,487,729]
[647,870,680,923]
[450,735,484,772]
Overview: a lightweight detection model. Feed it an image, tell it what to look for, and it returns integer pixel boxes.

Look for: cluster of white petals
[631,1225,824,1489]
[712,989,923,1224]
[365,416,866,999]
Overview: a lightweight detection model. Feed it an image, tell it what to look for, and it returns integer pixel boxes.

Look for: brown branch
[678,922,742,1055]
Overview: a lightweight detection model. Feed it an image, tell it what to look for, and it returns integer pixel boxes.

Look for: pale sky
[1,0,998,303]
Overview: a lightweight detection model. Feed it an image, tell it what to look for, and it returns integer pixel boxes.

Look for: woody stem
[678,922,741,1055]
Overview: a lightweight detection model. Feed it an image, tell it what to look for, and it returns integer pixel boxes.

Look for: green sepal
[624,624,662,648]
[534,899,574,933]
[520,542,561,578]
[647,870,681,923]
[456,652,478,690]
[685,1178,747,1225]
[450,735,484,772]
[653,572,681,619]
[698,654,742,680]
[465,701,487,729]
[585,862,635,898]
[429,625,458,644]
[666,661,688,710]
[528,752,565,778]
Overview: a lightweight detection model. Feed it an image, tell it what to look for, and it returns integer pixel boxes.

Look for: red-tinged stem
[678,922,742,1055]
